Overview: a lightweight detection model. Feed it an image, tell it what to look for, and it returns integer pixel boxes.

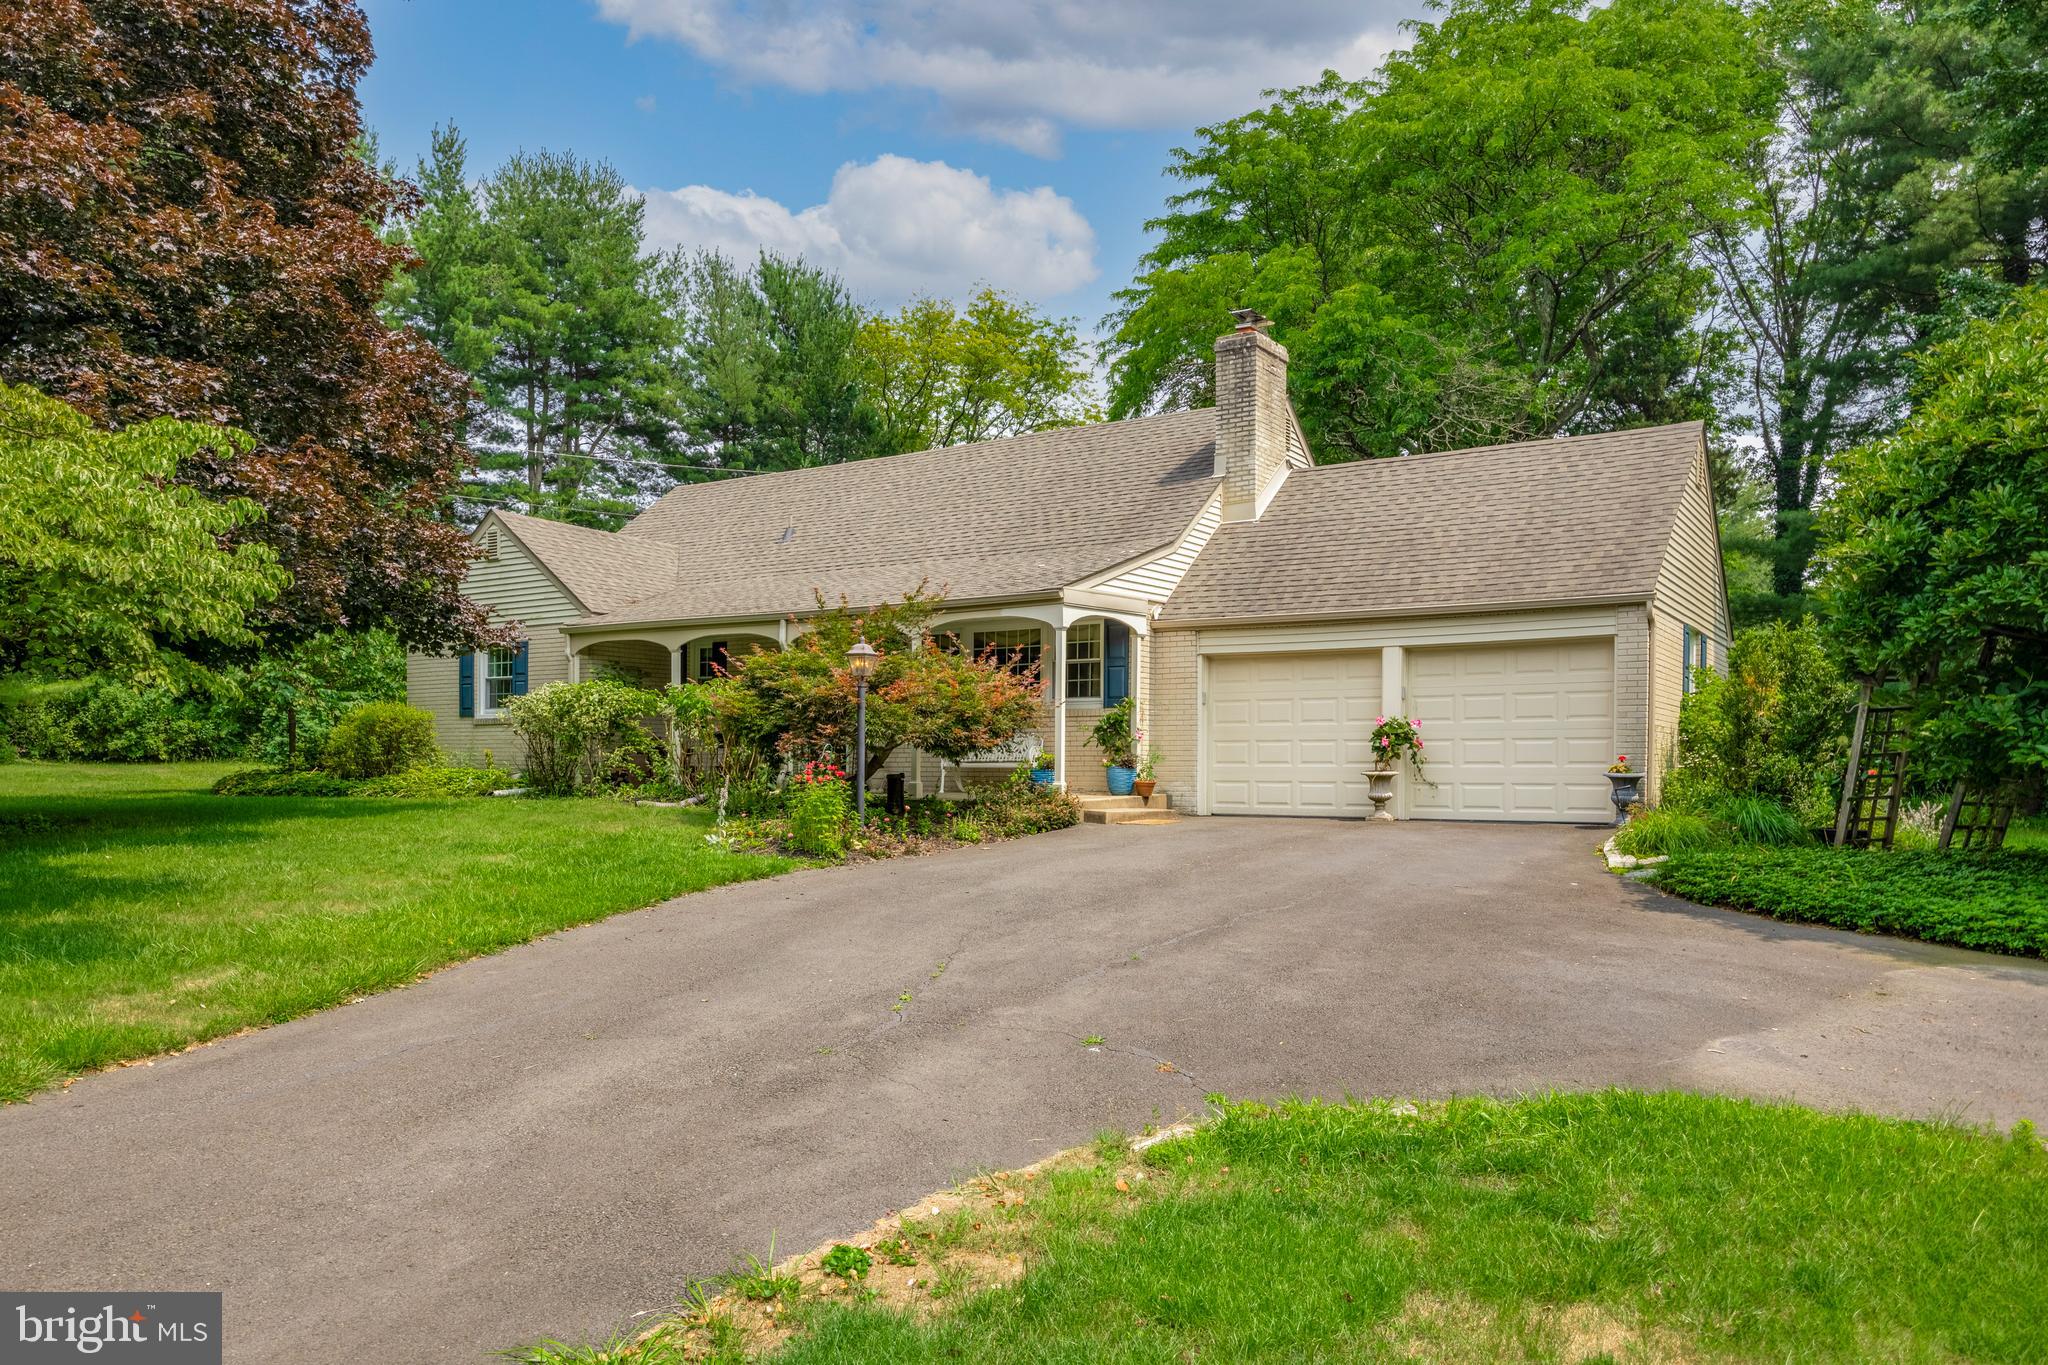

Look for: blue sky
[359,0,1425,334]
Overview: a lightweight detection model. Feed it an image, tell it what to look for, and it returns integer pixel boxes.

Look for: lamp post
[846,637,880,822]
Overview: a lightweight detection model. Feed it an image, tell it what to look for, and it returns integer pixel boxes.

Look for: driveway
[5,819,2045,1362]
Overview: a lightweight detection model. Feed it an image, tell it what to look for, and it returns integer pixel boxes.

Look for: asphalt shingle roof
[549,409,1222,626]
[490,511,684,615]
[1157,422,1707,625]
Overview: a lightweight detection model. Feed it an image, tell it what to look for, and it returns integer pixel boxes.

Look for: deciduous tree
[858,289,1096,454]
[0,383,286,678]
[0,0,489,652]
[1106,0,1768,459]
[716,591,1041,780]
[1817,287,2048,787]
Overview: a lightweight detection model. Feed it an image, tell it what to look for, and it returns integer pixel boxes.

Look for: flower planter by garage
[1133,778,1157,800]
[1105,765,1137,796]
[1604,770,1645,825]
[1364,769,1396,821]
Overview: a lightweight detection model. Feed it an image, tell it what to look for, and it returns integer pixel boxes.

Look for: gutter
[1152,593,1651,631]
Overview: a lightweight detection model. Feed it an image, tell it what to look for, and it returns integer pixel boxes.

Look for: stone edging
[1601,834,1667,876]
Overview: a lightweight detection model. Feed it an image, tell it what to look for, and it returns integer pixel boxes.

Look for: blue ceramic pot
[1106,765,1137,796]
[1030,768,1056,787]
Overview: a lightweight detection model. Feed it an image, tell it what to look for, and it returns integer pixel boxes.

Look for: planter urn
[1105,765,1137,796]
[1365,769,1397,821]
[1133,778,1157,801]
[1604,770,1645,825]
[1029,768,1056,788]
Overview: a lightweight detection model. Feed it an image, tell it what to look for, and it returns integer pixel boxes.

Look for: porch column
[1052,623,1068,792]
[568,647,582,684]
[1131,628,1144,753]
[670,645,684,687]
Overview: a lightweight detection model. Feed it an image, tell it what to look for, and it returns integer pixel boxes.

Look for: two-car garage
[1204,640,1616,823]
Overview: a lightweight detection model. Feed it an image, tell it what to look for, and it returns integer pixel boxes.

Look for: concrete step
[1082,806,1181,825]
[1072,793,1171,811]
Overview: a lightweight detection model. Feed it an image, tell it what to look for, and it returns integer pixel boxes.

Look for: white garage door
[1405,641,1615,822]
[1207,652,1382,816]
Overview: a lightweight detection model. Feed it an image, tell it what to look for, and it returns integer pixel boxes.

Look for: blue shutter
[1103,620,1130,707]
[511,641,530,696]
[458,653,475,717]
[1681,626,1695,695]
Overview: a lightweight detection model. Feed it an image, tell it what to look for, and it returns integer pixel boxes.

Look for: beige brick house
[410,317,1729,821]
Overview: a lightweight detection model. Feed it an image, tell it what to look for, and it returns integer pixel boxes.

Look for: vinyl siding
[1647,448,1732,801]
[406,536,581,764]
[1087,492,1224,602]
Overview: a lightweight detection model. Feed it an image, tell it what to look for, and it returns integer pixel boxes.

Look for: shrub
[212,768,361,797]
[1652,847,2048,956]
[786,764,851,857]
[318,702,439,779]
[353,765,517,798]
[1089,697,1137,768]
[1708,795,1810,846]
[1668,620,1854,826]
[967,776,1083,838]
[1614,808,1729,857]
[502,680,660,796]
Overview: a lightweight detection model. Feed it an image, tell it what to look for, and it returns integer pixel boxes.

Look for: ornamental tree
[717,590,1042,781]
[0,0,490,654]
[0,383,287,679]
[1817,287,2048,786]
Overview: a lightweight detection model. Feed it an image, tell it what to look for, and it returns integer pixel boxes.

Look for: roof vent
[479,525,500,560]
[777,526,796,545]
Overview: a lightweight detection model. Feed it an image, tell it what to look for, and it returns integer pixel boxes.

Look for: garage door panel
[1406,641,1615,823]
[1208,652,1381,817]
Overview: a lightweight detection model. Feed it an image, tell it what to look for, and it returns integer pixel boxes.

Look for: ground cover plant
[512,1090,2048,1364]
[1649,844,2048,956]
[0,763,791,1101]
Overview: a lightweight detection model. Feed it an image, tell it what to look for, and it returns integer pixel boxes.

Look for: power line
[466,450,767,478]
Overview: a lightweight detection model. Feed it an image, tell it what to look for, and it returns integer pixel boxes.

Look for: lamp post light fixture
[846,637,880,821]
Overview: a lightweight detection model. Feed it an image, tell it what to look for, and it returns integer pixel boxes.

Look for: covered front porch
[557,597,1151,796]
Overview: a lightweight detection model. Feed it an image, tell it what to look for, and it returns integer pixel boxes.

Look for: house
[409,317,1729,821]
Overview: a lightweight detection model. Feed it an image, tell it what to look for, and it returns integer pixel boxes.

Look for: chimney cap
[1229,308,1272,333]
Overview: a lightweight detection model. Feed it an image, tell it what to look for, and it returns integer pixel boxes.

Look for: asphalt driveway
[5,818,2045,1363]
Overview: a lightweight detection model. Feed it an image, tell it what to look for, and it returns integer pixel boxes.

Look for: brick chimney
[1213,310,1294,521]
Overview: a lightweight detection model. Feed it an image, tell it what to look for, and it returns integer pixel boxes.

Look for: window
[1065,623,1103,701]
[695,640,730,683]
[972,628,1042,677]
[482,646,519,715]
[1681,626,1710,695]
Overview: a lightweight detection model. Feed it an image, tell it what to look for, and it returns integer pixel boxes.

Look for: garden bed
[719,782,1082,864]
[1648,844,2048,957]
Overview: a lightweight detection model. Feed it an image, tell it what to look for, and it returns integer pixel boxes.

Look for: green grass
[0,762,792,1101]
[1650,843,2048,956]
[553,1091,2047,1363]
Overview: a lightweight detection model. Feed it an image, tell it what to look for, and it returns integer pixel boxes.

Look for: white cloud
[593,0,1407,155]
[637,155,1098,304]
[634,93,657,113]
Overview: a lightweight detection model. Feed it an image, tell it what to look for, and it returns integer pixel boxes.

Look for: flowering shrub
[1369,715,1430,782]
[787,760,851,857]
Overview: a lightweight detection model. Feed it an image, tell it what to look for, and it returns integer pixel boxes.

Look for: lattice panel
[1836,704,1911,849]
[1940,784,2017,852]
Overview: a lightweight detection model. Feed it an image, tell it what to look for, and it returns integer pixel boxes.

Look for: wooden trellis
[1939,784,2017,852]
[1832,683,1911,849]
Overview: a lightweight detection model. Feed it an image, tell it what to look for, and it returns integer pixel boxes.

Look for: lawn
[0,762,791,1101]
[1648,842,2048,956]
[521,1091,2048,1364]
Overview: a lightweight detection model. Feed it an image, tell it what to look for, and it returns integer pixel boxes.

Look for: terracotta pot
[1133,779,1157,800]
